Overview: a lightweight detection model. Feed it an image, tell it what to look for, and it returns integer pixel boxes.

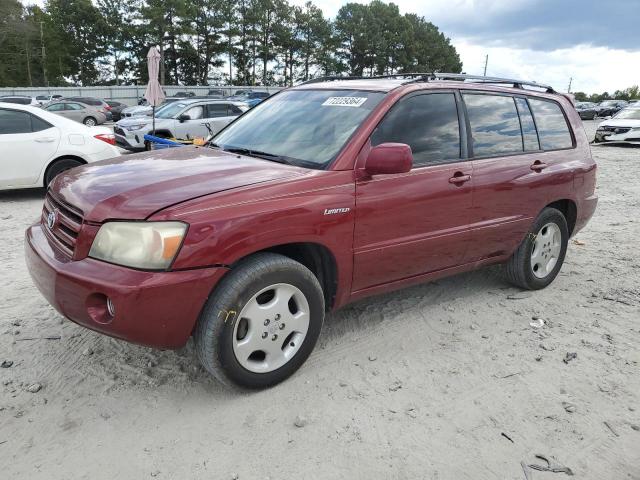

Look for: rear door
[462,92,572,261]
[205,103,236,134]
[352,91,474,291]
[0,108,60,188]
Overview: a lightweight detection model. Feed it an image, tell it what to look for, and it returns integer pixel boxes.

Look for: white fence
[0,85,284,105]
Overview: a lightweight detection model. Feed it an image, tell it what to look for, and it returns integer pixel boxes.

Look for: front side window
[528,99,573,150]
[371,92,461,166]
[46,103,65,112]
[184,105,204,120]
[213,89,385,168]
[464,93,522,157]
[0,109,33,134]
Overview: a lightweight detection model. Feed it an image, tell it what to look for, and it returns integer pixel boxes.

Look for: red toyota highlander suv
[25,74,597,388]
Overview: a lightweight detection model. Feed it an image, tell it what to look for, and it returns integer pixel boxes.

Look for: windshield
[213,89,385,168]
[155,102,188,119]
[613,108,640,120]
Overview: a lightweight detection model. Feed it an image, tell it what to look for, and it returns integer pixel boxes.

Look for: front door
[352,91,474,292]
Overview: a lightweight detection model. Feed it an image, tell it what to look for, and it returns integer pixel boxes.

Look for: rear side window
[528,99,573,150]
[371,93,461,166]
[515,98,540,151]
[206,104,229,118]
[463,94,522,157]
[31,115,53,132]
[0,109,32,134]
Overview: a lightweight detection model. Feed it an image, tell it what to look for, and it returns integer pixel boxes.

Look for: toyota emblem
[47,210,57,229]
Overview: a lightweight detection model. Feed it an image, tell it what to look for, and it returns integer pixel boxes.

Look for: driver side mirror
[365,143,413,176]
[178,114,191,123]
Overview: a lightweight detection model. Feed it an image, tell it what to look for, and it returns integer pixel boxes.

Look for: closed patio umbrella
[144,46,165,135]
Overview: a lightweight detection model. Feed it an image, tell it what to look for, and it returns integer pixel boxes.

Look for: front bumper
[114,126,146,150]
[594,128,640,144]
[25,223,228,349]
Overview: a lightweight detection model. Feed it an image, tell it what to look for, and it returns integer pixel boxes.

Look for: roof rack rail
[300,72,556,93]
[411,73,556,93]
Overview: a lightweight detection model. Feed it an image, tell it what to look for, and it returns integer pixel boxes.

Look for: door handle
[530,161,548,171]
[35,137,56,143]
[449,173,471,184]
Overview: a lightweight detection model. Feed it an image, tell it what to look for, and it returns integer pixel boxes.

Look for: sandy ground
[1,121,639,480]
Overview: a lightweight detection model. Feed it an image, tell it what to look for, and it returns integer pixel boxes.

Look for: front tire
[195,253,325,389]
[44,158,83,187]
[504,208,568,290]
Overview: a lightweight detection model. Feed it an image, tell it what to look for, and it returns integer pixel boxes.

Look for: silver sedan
[43,101,108,126]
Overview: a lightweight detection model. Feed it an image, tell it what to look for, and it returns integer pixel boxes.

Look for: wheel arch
[42,155,87,188]
[230,242,339,311]
[545,199,577,236]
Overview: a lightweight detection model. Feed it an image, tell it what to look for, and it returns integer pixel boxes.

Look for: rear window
[463,94,522,157]
[0,97,31,105]
[528,99,573,150]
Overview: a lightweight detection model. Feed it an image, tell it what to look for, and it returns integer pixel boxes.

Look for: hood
[598,118,640,128]
[117,115,156,127]
[121,106,153,116]
[52,146,306,222]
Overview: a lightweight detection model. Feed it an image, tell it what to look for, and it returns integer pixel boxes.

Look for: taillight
[94,133,116,145]
[105,105,112,110]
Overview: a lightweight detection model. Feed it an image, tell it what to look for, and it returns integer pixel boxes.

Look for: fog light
[106,297,116,317]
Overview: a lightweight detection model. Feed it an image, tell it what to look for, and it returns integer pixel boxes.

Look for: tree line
[0,0,463,88]
[574,85,640,103]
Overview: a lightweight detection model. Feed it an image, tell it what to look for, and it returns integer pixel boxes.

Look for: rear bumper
[25,223,228,349]
[573,194,598,236]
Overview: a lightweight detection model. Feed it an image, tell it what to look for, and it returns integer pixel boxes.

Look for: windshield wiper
[222,147,296,165]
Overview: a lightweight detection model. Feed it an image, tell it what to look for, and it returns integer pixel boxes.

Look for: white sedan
[0,103,120,190]
[594,106,640,144]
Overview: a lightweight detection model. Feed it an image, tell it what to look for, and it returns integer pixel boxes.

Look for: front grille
[42,192,84,257]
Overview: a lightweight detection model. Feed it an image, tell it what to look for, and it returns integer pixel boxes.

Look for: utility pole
[40,21,48,87]
[567,77,573,93]
[483,54,488,76]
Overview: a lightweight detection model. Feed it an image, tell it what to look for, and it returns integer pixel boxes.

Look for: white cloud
[455,40,640,94]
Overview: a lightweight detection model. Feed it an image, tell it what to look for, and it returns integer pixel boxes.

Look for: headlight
[124,124,147,131]
[89,221,187,270]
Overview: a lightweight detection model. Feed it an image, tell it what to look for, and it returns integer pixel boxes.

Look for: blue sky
[291,0,640,94]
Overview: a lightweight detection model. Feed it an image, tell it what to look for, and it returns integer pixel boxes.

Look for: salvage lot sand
[1,121,639,479]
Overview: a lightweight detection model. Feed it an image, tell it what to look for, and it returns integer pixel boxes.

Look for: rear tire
[83,117,97,126]
[44,158,83,187]
[504,208,568,290]
[195,253,325,389]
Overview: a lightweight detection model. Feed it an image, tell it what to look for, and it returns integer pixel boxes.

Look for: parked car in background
[114,99,249,150]
[174,91,195,98]
[575,101,599,120]
[628,99,640,104]
[26,75,597,388]
[44,101,108,126]
[106,100,127,121]
[0,103,119,190]
[35,94,63,105]
[121,97,182,118]
[227,90,271,107]
[0,95,40,106]
[596,99,628,117]
[207,89,225,98]
[594,105,640,144]
[64,96,113,121]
